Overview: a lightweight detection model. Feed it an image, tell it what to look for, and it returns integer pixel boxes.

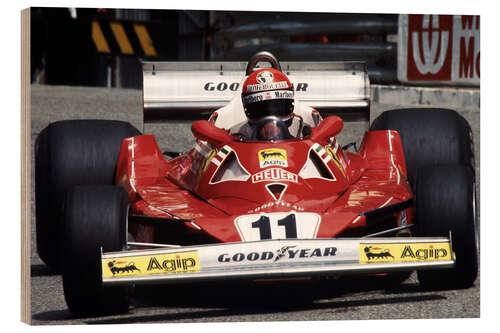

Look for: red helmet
[241,68,294,121]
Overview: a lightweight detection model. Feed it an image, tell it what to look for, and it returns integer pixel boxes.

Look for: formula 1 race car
[35,52,478,316]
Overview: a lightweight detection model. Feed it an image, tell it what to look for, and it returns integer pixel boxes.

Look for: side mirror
[309,116,343,144]
[191,120,234,146]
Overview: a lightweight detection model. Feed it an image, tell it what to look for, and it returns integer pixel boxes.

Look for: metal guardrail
[214,16,398,38]
[212,14,399,84]
[217,42,396,61]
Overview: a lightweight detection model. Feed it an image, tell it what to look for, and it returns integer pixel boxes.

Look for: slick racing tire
[370,108,475,184]
[62,185,131,316]
[35,120,140,271]
[414,165,478,290]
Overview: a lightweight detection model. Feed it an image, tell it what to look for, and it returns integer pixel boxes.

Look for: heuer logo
[258,148,288,168]
[252,168,298,183]
[217,246,337,263]
[400,245,448,260]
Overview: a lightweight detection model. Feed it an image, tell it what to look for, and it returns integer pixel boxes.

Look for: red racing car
[35,52,478,316]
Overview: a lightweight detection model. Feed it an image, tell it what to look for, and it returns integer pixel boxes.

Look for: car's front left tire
[62,185,131,316]
[35,120,140,271]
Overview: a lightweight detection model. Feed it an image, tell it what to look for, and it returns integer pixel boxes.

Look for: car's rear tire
[415,165,478,290]
[62,185,131,316]
[35,120,140,271]
[370,108,475,184]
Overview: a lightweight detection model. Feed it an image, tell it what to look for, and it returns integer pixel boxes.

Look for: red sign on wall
[398,14,480,86]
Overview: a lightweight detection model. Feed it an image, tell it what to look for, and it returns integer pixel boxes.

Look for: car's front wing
[101,237,454,286]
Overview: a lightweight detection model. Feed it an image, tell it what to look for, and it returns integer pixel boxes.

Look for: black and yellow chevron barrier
[92,20,158,57]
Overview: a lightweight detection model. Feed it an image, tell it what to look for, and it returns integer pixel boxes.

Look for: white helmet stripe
[245,81,290,93]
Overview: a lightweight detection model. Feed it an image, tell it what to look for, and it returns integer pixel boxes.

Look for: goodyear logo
[359,243,452,264]
[92,20,157,57]
[102,251,200,278]
[258,148,288,168]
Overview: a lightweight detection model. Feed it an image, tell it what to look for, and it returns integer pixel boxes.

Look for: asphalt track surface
[29,84,480,326]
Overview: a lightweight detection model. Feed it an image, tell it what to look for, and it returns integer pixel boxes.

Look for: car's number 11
[251,214,297,239]
[235,212,321,241]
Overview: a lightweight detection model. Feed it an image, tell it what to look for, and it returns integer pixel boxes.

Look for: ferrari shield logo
[326,146,346,177]
[200,149,216,172]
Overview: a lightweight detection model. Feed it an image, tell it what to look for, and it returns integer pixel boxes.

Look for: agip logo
[359,242,452,264]
[102,251,201,279]
[258,148,288,168]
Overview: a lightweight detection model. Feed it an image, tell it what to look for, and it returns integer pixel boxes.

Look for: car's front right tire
[414,165,478,290]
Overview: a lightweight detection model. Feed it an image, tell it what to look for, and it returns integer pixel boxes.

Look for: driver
[235,68,312,141]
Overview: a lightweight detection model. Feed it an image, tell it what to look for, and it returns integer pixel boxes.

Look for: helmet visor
[244,98,294,121]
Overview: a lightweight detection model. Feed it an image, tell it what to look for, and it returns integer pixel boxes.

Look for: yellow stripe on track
[92,21,110,53]
[134,24,157,56]
[110,22,134,55]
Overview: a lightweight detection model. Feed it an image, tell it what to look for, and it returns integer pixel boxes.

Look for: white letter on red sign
[412,15,450,75]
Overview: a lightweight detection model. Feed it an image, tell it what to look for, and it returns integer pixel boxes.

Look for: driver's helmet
[241,68,294,122]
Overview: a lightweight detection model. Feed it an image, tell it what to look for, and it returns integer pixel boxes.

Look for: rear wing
[142,60,370,123]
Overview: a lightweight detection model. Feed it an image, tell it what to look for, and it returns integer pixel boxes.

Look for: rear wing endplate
[142,61,370,122]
